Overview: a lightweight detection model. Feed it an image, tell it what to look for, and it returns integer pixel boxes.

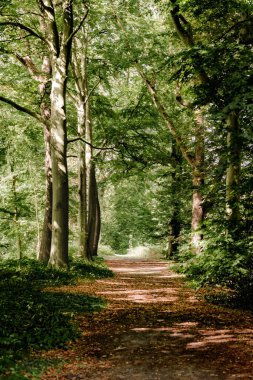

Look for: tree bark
[166,145,182,258]
[191,111,205,252]
[10,160,22,259]
[38,124,52,263]
[170,5,206,252]
[77,102,88,258]
[38,56,52,263]
[87,161,101,258]
[226,111,241,232]
[40,0,73,267]
[48,60,69,267]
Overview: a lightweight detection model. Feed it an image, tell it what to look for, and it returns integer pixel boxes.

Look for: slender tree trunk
[84,80,95,260]
[170,4,206,252]
[226,111,241,233]
[87,161,101,258]
[38,56,52,262]
[167,217,181,258]
[38,54,53,264]
[10,161,22,259]
[191,111,205,252]
[71,28,91,260]
[38,123,52,263]
[77,102,88,258]
[166,145,182,258]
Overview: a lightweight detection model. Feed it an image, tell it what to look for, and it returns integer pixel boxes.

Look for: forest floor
[38,256,253,379]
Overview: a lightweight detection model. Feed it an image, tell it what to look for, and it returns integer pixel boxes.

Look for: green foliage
[175,224,253,300]
[0,258,111,376]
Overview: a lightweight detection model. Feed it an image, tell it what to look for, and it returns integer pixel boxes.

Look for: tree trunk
[10,161,22,259]
[191,111,205,253]
[166,145,182,258]
[38,123,52,263]
[167,216,181,258]
[77,102,88,258]
[40,0,73,268]
[84,79,94,260]
[48,61,69,267]
[226,111,241,233]
[92,166,101,257]
[87,161,101,258]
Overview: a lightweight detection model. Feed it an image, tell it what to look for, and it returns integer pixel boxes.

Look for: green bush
[175,232,253,301]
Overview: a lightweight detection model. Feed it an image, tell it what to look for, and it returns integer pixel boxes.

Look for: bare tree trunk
[38,56,52,263]
[226,111,241,233]
[10,160,22,259]
[39,0,74,267]
[170,4,206,253]
[77,102,88,258]
[191,111,205,252]
[49,61,69,267]
[166,145,182,258]
[38,123,52,263]
[85,92,94,260]
[71,24,91,260]
[87,161,101,258]
[167,217,181,258]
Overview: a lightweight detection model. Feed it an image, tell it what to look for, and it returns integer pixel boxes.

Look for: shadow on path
[42,258,253,380]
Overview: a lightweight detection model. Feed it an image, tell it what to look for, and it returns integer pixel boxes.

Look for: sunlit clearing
[126,246,162,259]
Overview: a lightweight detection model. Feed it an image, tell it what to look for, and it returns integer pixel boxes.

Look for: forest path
[42,258,253,379]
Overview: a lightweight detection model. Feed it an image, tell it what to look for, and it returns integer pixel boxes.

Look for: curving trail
[42,258,253,379]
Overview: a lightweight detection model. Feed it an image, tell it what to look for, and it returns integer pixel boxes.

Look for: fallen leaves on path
[40,258,253,379]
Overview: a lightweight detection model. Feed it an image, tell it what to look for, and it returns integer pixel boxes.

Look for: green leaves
[0,258,112,375]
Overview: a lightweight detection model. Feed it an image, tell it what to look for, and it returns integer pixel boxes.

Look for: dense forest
[0,0,253,374]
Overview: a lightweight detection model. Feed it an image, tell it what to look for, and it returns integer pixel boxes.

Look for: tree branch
[67,136,116,151]
[0,95,49,127]
[217,17,253,41]
[1,34,33,43]
[15,53,48,83]
[0,207,15,216]
[65,8,90,45]
[112,11,195,167]
[0,21,46,42]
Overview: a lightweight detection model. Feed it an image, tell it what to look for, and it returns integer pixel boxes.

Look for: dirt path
[42,258,253,379]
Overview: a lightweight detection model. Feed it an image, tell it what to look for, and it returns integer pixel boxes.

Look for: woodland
[0,0,253,377]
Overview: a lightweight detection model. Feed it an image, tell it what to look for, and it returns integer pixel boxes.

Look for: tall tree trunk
[226,111,241,234]
[39,0,73,267]
[38,124,52,263]
[87,161,101,258]
[166,145,182,258]
[77,102,88,258]
[38,56,52,263]
[10,160,22,259]
[191,111,205,252]
[71,25,91,260]
[85,95,94,260]
[49,61,69,267]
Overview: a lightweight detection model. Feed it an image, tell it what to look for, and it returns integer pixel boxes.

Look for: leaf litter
[38,258,253,379]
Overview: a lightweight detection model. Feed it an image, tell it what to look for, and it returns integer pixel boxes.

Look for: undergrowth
[173,236,253,311]
[0,258,113,378]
